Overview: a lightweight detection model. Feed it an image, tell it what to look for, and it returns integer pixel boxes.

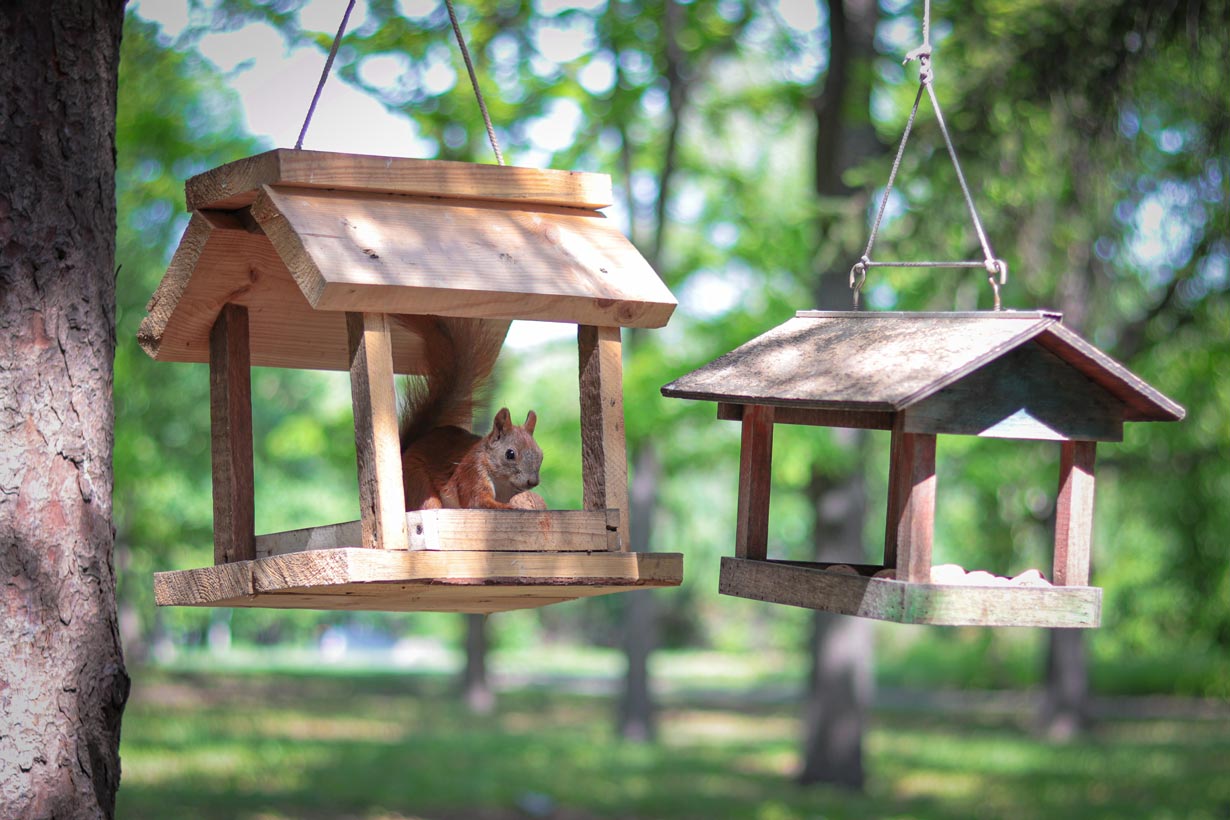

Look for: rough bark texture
[799,446,873,789]
[798,0,879,791]
[462,614,495,715]
[617,443,661,741]
[0,2,130,817]
[1038,628,1090,741]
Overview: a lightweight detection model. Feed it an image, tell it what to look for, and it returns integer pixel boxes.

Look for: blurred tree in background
[114,0,1229,794]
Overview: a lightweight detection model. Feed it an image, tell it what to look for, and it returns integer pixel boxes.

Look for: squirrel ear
[492,407,512,439]
[524,410,537,436]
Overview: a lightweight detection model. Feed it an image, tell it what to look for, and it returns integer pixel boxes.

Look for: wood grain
[1054,440,1097,587]
[662,313,1053,410]
[208,304,255,564]
[664,311,1183,427]
[717,402,894,431]
[734,404,774,560]
[347,312,409,551]
[186,149,615,211]
[250,186,676,328]
[254,510,619,557]
[137,214,435,373]
[154,548,684,614]
[719,558,1101,628]
[1036,322,1186,423]
[903,342,1124,441]
[884,428,936,583]
[578,325,630,546]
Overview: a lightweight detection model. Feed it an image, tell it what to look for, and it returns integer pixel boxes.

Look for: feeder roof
[662,311,1184,424]
[138,150,676,373]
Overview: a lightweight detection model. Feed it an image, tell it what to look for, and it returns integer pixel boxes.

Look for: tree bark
[798,443,873,789]
[1037,628,1090,741]
[0,2,129,817]
[617,443,661,741]
[1037,114,1095,742]
[462,614,495,715]
[797,0,879,791]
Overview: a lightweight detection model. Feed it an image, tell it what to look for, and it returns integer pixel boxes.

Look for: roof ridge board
[186,148,614,212]
[1036,324,1186,422]
[261,182,612,219]
[794,309,1063,320]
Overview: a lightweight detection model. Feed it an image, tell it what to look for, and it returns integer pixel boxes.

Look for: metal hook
[849,257,869,308]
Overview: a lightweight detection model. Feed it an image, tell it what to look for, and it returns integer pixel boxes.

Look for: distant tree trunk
[0,1,129,817]
[1038,128,1095,741]
[617,444,661,741]
[798,0,879,791]
[799,441,873,788]
[1038,628,1090,740]
[462,614,495,715]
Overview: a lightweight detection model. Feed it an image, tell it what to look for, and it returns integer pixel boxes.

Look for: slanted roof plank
[252,185,676,328]
[662,313,1055,409]
[137,213,463,373]
[663,312,1184,425]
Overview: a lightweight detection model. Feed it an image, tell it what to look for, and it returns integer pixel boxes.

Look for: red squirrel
[396,315,545,511]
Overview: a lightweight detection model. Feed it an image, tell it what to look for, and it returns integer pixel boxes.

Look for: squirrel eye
[505,448,516,460]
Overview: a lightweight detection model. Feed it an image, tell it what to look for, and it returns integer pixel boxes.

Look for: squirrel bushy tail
[393,315,507,446]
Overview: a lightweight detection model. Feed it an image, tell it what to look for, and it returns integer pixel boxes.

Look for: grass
[117,667,1230,820]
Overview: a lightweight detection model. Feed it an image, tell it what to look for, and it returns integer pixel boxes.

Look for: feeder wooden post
[209,303,256,564]
[884,425,936,584]
[1053,440,1096,586]
[347,311,409,551]
[735,404,775,560]
[578,325,629,546]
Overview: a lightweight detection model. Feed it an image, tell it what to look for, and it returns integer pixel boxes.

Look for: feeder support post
[209,303,257,564]
[348,311,409,551]
[1054,440,1096,586]
[885,423,936,583]
[578,325,629,547]
[735,404,775,560]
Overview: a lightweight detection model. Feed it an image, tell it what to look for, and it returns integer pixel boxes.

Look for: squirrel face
[482,407,543,497]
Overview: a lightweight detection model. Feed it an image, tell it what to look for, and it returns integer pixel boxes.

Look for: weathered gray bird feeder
[140,149,682,614]
[662,310,1184,628]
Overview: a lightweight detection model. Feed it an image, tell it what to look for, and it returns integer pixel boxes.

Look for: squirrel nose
[527,477,539,488]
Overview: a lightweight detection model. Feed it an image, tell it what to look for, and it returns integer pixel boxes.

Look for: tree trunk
[0,2,129,817]
[797,0,879,791]
[798,442,873,789]
[462,614,495,715]
[617,443,661,741]
[1037,628,1090,741]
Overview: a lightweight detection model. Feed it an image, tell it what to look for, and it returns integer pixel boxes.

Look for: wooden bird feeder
[141,149,683,614]
[662,310,1184,628]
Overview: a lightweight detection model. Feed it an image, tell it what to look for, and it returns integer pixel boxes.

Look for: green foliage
[119,0,1230,675]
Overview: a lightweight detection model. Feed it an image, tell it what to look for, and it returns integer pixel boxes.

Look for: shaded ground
[117,668,1230,820]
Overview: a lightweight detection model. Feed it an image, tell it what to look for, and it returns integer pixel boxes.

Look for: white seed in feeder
[1011,569,1050,587]
[930,563,965,584]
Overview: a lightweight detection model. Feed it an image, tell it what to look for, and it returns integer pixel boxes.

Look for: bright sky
[132,0,436,157]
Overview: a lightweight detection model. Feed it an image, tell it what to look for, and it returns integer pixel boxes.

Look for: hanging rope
[850,0,1007,309]
[295,0,358,150]
[445,0,505,165]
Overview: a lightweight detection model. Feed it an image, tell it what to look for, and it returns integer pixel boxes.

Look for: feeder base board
[719,558,1100,628]
[156,548,682,614]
